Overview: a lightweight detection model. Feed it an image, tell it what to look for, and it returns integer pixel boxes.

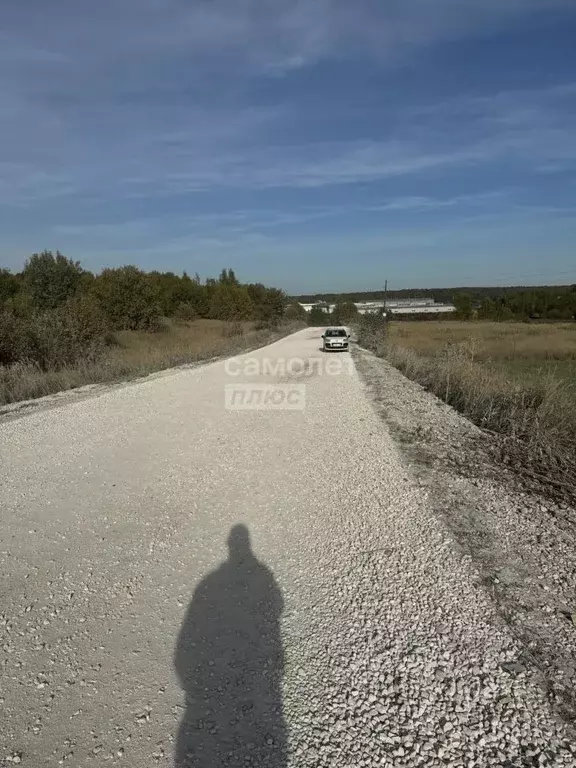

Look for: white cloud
[2,78,575,207]
[4,1,572,76]
[45,189,526,249]
[1,0,575,281]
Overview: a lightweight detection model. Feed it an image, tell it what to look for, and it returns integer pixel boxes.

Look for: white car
[321,327,350,351]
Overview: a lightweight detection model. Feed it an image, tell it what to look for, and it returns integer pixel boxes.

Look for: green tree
[22,251,85,310]
[91,266,161,330]
[285,302,306,321]
[569,290,576,320]
[176,273,210,317]
[547,306,573,320]
[496,304,514,321]
[209,284,253,321]
[0,309,31,365]
[308,305,328,325]
[246,284,286,324]
[218,268,239,286]
[333,301,358,324]
[145,271,208,318]
[478,298,497,320]
[453,293,473,320]
[0,269,20,306]
[148,271,181,316]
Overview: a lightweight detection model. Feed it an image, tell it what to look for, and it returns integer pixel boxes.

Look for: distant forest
[293,285,576,321]
[293,285,574,304]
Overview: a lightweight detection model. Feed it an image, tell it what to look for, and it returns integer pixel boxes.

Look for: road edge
[352,342,576,729]
[0,327,306,423]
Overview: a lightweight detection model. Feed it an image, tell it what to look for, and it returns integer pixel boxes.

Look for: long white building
[298,299,456,315]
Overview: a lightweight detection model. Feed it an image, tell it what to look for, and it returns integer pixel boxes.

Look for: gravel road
[1,328,574,767]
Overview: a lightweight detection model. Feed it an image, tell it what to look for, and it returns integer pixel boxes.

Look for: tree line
[295,286,576,322]
[0,251,290,369]
[452,288,576,321]
[305,301,358,326]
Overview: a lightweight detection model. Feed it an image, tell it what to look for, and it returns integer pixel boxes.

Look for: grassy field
[0,318,302,406]
[360,319,576,491]
[389,321,576,385]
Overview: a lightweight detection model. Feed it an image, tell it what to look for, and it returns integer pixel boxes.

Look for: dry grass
[389,321,576,365]
[359,319,576,493]
[108,319,256,371]
[0,319,303,406]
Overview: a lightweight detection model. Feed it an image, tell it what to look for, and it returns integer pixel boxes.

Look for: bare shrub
[0,296,107,370]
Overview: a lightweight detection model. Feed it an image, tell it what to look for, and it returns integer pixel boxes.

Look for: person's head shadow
[174,525,286,767]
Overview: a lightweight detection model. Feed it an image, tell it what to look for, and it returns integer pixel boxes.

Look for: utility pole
[383,279,388,318]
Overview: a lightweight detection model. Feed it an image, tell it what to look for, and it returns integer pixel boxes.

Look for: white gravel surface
[1,328,574,767]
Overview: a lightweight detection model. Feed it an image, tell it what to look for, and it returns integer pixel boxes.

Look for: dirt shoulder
[352,343,576,725]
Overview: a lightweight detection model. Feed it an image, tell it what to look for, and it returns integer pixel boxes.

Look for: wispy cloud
[51,189,562,256]
[3,1,572,78]
[1,0,575,205]
[66,200,576,270]
[1,75,575,208]
[1,0,575,287]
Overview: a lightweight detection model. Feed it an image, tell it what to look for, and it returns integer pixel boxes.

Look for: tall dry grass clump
[0,319,304,406]
[358,318,576,486]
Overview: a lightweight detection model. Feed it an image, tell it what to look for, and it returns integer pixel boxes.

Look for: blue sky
[1,1,576,293]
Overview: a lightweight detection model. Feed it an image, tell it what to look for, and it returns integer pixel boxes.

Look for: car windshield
[325,329,347,337]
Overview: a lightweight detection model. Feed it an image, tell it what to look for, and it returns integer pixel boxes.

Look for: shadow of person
[174,525,286,767]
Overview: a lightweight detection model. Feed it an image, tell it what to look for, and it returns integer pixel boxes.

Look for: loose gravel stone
[1,329,575,766]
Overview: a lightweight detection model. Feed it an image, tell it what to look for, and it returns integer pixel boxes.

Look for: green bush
[332,301,358,324]
[209,284,253,321]
[246,284,286,324]
[0,310,31,365]
[285,302,306,322]
[0,258,291,398]
[174,302,197,322]
[22,251,84,310]
[0,295,107,370]
[357,313,389,354]
[0,269,21,305]
[308,306,329,325]
[91,266,162,330]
